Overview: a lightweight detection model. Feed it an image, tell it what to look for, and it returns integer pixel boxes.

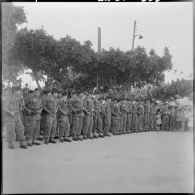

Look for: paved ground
[3,131,194,193]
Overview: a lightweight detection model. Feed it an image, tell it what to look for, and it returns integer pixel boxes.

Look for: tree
[2,3,27,85]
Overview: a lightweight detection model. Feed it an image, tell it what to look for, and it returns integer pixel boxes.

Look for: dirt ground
[3,131,194,193]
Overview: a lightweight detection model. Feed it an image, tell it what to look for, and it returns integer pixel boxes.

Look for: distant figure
[23,83,29,98]
[156,108,162,131]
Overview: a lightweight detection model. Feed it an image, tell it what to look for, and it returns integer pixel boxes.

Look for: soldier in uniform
[144,100,150,131]
[23,88,42,146]
[126,99,133,134]
[3,87,27,149]
[93,94,104,138]
[137,100,144,132]
[57,90,72,142]
[161,103,170,131]
[149,102,155,131]
[82,93,94,139]
[119,99,128,134]
[169,105,176,131]
[111,98,121,135]
[42,88,58,144]
[69,91,84,141]
[102,96,112,136]
[67,91,73,137]
[132,100,138,133]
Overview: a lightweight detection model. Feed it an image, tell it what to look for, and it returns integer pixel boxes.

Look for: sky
[13,2,193,89]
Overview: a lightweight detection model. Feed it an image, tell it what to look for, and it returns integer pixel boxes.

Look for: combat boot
[78,135,83,141]
[44,139,49,144]
[49,138,57,144]
[32,139,41,145]
[8,142,15,149]
[59,137,64,143]
[93,133,99,138]
[83,135,88,140]
[98,133,104,138]
[64,137,72,142]
[20,141,28,149]
[27,139,32,146]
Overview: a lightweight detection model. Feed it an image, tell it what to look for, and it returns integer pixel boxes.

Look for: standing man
[3,87,28,149]
[93,94,104,138]
[169,105,176,131]
[126,99,133,134]
[137,100,144,132]
[24,88,42,146]
[102,96,112,136]
[111,98,121,135]
[132,100,138,133]
[161,103,170,131]
[57,90,72,142]
[69,91,84,141]
[42,88,58,144]
[119,99,128,134]
[144,100,150,131]
[82,93,94,139]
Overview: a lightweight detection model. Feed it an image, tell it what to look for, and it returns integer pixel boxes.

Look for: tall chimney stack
[98,27,101,53]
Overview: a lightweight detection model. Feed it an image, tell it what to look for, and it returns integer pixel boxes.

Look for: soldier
[3,87,28,149]
[144,100,150,131]
[169,105,176,131]
[119,99,128,134]
[67,91,73,137]
[42,88,58,144]
[126,99,133,134]
[102,96,112,137]
[137,100,144,132]
[111,98,121,135]
[149,102,155,131]
[69,91,84,141]
[23,88,42,146]
[82,93,94,139]
[92,94,104,138]
[132,100,138,133]
[57,90,72,142]
[161,103,170,131]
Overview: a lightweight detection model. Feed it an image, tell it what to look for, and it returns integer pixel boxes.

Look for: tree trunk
[32,70,41,90]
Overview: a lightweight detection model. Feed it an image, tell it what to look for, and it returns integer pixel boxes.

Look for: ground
[3,131,194,193]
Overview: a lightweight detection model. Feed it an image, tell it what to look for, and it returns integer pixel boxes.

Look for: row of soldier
[3,86,187,149]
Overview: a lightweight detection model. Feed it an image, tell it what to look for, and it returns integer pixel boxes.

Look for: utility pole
[131,20,136,51]
[97,27,101,92]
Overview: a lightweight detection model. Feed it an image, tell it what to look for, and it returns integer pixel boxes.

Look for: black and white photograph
[2,1,194,193]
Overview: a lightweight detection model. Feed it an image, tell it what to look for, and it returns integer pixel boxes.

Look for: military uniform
[102,99,111,136]
[67,98,73,136]
[144,101,150,131]
[132,102,138,132]
[111,101,121,135]
[162,105,170,131]
[93,98,104,138]
[137,102,144,132]
[57,97,71,142]
[3,95,27,149]
[82,97,94,139]
[69,96,84,140]
[119,101,128,134]
[126,101,132,133]
[24,93,42,145]
[42,94,58,143]
[169,106,176,131]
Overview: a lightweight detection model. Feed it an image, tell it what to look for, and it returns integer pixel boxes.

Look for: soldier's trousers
[132,114,138,132]
[169,116,175,131]
[44,114,57,140]
[72,115,83,136]
[82,115,93,136]
[137,115,144,131]
[149,115,156,131]
[103,116,111,135]
[58,116,70,138]
[120,117,127,132]
[111,118,120,134]
[40,113,46,136]
[93,114,103,134]
[68,114,73,135]
[162,115,169,131]
[144,113,150,131]
[6,120,25,143]
[25,116,40,140]
[126,114,132,132]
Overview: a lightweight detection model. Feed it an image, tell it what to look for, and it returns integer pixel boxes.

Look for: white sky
[13,2,193,89]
